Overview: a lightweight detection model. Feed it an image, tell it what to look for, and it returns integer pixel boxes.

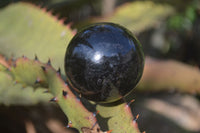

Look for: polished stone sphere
[64,22,144,103]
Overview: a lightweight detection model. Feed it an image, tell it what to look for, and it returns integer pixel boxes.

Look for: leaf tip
[57,68,61,76]
[34,77,41,84]
[47,58,51,66]
[106,130,113,133]
[34,54,38,61]
[133,114,139,123]
[126,99,135,107]
[49,97,58,102]
[62,90,68,99]
[41,66,46,71]
[66,121,73,128]
[22,55,27,59]
[93,110,100,117]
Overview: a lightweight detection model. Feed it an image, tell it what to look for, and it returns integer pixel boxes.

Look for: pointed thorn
[72,29,77,35]
[136,114,139,119]
[22,55,27,59]
[93,110,100,117]
[49,97,58,102]
[41,66,46,71]
[62,90,68,98]
[48,10,53,15]
[133,114,139,122]
[59,18,66,24]
[130,99,135,103]
[106,130,113,133]
[79,93,82,98]
[66,22,73,28]
[42,7,47,12]
[34,55,38,61]
[57,68,61,75]
[66,121,72,128]
[55,13,60,20]
[34,78,41,84]
[47,58,51,66]
[76,97,80,102]
[127,99,135,107]
[91,121,98,129]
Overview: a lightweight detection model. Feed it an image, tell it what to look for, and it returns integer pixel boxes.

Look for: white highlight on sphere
[93,52,102,63]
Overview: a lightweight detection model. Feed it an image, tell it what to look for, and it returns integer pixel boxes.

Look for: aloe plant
[1,2,199,133]
[0,55,140,132]
[0,3,141,133]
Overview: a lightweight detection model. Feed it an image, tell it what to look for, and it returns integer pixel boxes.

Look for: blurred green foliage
[0,1,200,133]
[168,4,197,31]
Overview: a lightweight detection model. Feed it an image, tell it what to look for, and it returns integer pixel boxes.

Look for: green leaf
[108,1,174,33]
[77,1,174,34]
[0,55,140,132]
[0,2,74,72]
[10,57,139,132]
[0,69,51,106]
[0,3,140,132]
[97,103,139,133]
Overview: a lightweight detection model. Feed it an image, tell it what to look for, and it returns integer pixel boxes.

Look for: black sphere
[64,22,144,103]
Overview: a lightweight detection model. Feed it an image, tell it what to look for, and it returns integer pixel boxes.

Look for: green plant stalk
[0,58,52,105]
[0,56,139,133]
[11,57,100,131]
[0,3,140,132]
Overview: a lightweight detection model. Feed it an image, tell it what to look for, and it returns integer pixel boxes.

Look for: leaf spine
[47,58,51,66]
[34,54,38,61]
[49,97,58,102]
[62,90,68,99]
[56,68,61,76]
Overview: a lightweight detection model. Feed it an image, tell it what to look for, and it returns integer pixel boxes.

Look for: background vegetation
[0,0,200,133]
